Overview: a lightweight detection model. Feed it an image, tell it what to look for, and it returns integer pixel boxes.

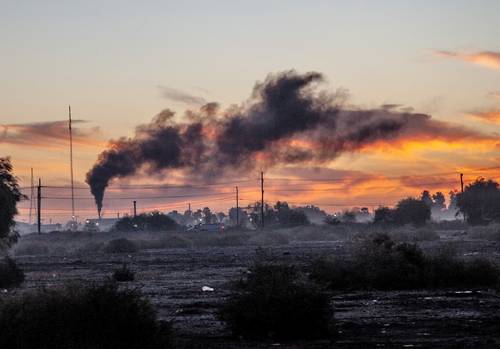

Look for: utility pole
[29,168,34,225]
[235,186,239,226]
[188,203,191,213]
[260,171,264,228]
[69,105,75,229]
[460,173,465,222]
[37,178,41,234]
[133,201,137,218]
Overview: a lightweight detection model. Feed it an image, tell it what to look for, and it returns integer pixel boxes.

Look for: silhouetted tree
[274,201,309,227]
[394,198,431,227]
[0,158,25,250]
[373,206,395,225]
[421,190,433,207]
[457,178,500,225]
[432,192,446,210]
[341,210,356,223]
[114,211,178,232]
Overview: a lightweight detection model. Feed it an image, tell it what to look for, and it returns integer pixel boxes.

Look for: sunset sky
[2,1,500,223]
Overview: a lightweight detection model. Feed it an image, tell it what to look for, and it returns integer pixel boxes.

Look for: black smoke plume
[86,70,484,215]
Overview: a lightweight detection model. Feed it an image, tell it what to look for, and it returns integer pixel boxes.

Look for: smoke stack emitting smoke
[85,71,447,216]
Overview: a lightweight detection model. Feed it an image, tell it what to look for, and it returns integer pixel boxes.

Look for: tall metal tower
[69,106,75,227]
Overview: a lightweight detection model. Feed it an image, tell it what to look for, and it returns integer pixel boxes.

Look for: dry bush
[112,264,135,282]
[310,233,499,290]
[220,263,333,340]
[389,226,440,242]
[136,235,192,250]
[14,242,49,256]
[0,257,24,288]
[73,241,104,255]
[0,282,171,349]
[103,238,139,254]
[467,224,500,240]
[247,231,289,246]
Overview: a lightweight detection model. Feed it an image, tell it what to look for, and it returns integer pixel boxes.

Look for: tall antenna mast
[69,105,75,226]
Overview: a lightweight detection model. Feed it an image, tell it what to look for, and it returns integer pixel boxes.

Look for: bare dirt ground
[11,229,500,348]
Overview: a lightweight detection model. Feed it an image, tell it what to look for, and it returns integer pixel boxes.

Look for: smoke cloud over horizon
[86,70,495,215]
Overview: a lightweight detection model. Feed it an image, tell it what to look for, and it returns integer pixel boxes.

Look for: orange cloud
[468,109,500,124]
[0,120,104,149]
[433,50,500,70]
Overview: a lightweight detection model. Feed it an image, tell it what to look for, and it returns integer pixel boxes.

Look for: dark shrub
[220,263,333,340]
[311,234,499,290]
[74,241,104,255]
[426,253,499,288]
[15,242,49,256]
[0,282,171,349]
[103,238,139,254]
[136,235,191,250]
[113,264,135,282]
[0,257,24,288]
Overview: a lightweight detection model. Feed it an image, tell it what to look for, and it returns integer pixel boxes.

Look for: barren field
[11,228,500,348]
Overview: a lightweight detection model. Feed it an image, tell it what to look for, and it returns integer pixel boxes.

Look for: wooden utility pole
[29,168,34,225]
[235,186,239,226]
[460,173,465,222]
[37,178,41,234]
[133,201,137,218]
[260,172,264,228]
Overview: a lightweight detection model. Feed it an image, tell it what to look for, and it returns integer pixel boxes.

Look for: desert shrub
[112,264,135,282]
[51,245,68,256]
[247,231,289,246]
[191,232,251,248]
[136,235,191,250]
[213,233,250,247]
[390,227,440,242]
[103,238,139,254]
[0,257,24,288]
[414,228,440,241]
[467,224,500,240]
[15,242,49,256]
[74,241,104,255]
[220,263,333,340]
[0,282,171,349]
[425,253,499,288]
[310,233,499,290]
